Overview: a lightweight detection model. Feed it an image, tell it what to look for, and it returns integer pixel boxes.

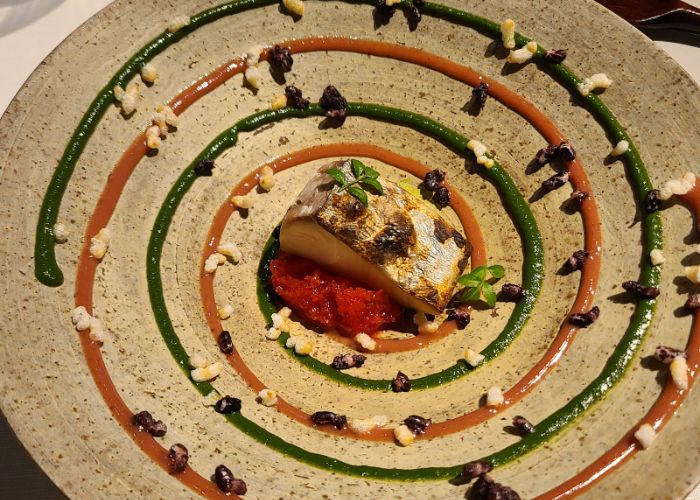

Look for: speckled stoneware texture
[0,0,699,498]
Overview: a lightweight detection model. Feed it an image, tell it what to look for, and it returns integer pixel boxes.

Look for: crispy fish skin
[280,160,470,314]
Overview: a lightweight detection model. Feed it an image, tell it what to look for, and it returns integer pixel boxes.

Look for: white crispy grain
[500,19,516,49]
[486,386,505,407]
[394,425,415,446]
[71,306,91,331]
[634,423,656,449]
[258,388,278,406]
[53,223,68,243]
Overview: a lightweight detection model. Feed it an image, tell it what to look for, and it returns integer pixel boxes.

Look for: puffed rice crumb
[634,423,656,449]
[53,223,68,243]
[168,15,190,33]
[140,63,157,83]
[282,0,305,16]
[258,388,278,406]
[486,386,505,407]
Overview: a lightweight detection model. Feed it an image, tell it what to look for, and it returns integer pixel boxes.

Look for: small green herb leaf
[350,159,365,179]
[457,286,482,303]
[326,168,347,187]
[458,277,482,288]
[360,178,384,195]
[488,265,505,279]
[470,266,488,281]
[363,165,380,179]
[454,263,506,308]
[346,186,368,206]
[482,282,497,307]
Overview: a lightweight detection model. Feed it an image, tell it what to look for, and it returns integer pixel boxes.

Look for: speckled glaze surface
[0,0,699,498]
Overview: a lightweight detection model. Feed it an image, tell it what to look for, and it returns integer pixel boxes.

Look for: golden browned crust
[313,161,469,311]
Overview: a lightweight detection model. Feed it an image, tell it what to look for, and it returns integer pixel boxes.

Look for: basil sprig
[326,159,384,206]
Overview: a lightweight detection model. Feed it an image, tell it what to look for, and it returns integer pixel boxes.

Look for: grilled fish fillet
[279,160,471,314]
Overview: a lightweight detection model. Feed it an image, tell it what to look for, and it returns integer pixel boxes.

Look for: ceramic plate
[0,0,698,498]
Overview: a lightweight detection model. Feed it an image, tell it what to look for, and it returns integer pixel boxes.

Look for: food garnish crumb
[259,165,275,191]
[577,73,613,96]
[194,158,215,176]
[140,63,157,83]
[218,304,234,320]
[286,335,313,355]
[218,330,234,355]
[471,475,521,499]
[244,65,262,89]
[167,15,190,33]
[464,348,485,367]
[511,415,534,435]
[214,464,247,495]
[570,190,589,208]
[467,139,494,168]
[113,82,140,115]
[132,410,167,437]
[231,194,254,209]
[500,19,516,49]
[610,140,629,156]
[269,45,294,72]
[460,460,492,482]
[394,424,415,446]
[145,125,162,150]
[500,283,525,302]
[245,45,264,67]
[506,41,538,64]
[88,317,108,343]
[53,223,68,243]
[348,415,389,434]
[319,85,348,121]
[355,332,377,351]
[71,306,91,331]
[203,391,220,407]
[285,85,310,109]
[562,250,589,274]
[392,371,411,392]
[472,82,489,108]
[271,94,288,110]
[685,265,700,284]
[168,444,189,473]
[152,105,178,133]
[191,361,223,382]
[485,386,505,407]
[670,356,689,390]
[540,171,569,194]
[621,280,660,300]
[568,306,600,327]
[634,423,656,449]
[658,172,696,200]
[90,227,111,260]
[218,242,242,263]
[685,293,700,310]
[543,48,567,63]
[653,345,686,365]
[282,0,305,16]
[649,249,665,266]
[214,396,242,414]
[448,309,471,329]
[404,415,431,435]
[311,411,347,429]
[188,353,207,369]
[266,327,281,340]
[204,252,226,274]
[258,388,278,406]
[645,189,660,212]
[331,353,366,370]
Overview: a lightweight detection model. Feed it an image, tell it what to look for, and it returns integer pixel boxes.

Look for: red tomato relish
[269,252,401,336]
